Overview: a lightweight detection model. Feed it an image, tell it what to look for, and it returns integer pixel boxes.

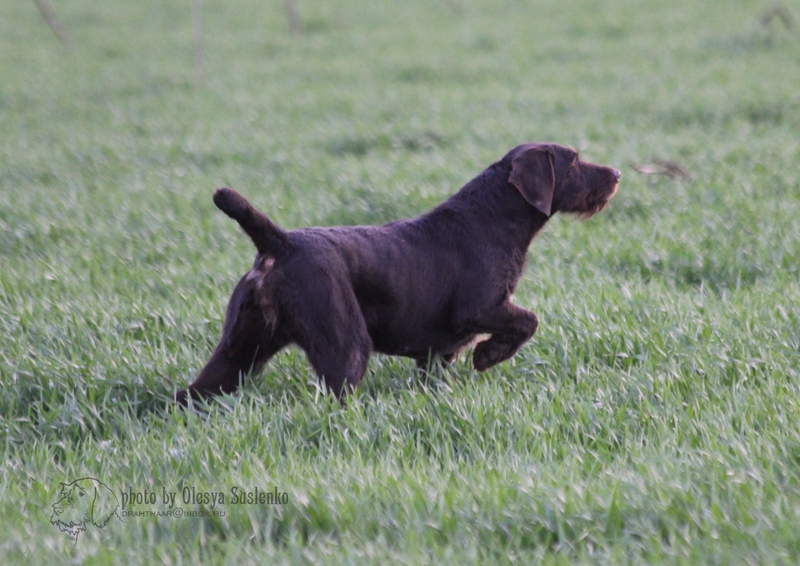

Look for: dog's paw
[473,340,507,371]
[173,389,189,408]
[172,389,214,415]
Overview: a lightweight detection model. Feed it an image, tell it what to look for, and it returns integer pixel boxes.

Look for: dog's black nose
[612,169,621,181]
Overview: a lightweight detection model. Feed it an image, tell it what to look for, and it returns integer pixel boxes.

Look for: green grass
[2,0,800,563]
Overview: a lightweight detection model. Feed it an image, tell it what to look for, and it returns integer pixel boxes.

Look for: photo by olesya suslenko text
[121,485,289,509]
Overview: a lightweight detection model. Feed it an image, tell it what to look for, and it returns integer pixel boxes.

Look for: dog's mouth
[568,165,619,218]
[572,183,617,219]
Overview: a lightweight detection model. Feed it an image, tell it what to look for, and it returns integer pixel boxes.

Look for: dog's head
[506,143,620,218]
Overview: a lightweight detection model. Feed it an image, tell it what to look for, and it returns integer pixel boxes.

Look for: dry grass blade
[32,0,72,46]
[632,160,692,180]
[761,4,794,32]
[190,0,206,84]
[285,0,303,36]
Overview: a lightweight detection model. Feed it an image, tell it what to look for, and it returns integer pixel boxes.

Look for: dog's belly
[367,323,475,359]
[343,289,482,360]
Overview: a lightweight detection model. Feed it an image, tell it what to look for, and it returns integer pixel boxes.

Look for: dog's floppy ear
[508,147,555,216]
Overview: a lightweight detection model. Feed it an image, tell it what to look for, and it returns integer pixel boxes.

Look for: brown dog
[175,143,619,404]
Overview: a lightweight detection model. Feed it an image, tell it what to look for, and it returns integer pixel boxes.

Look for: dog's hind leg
[281,264,372,400]
[176,332,287,405]
[175,257,288,405]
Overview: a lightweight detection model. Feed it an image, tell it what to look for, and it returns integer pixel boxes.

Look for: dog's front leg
[455,303,538,371]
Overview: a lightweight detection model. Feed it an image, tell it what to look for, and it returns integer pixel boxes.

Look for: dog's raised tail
[213,188,290,256]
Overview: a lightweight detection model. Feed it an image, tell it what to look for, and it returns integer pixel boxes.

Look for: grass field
[2,0,800,563]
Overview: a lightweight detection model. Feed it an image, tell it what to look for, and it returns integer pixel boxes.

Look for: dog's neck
[428,165,550,251]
